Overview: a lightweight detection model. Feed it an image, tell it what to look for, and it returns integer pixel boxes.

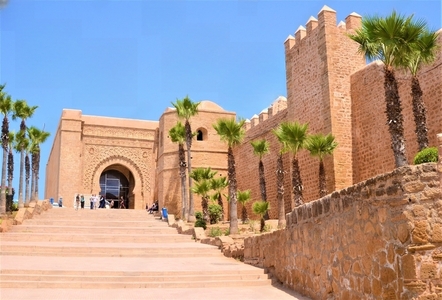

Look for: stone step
[0,279,271,289]
[0,233,192,243]
[9,225,178,234]
[0,273,268,283]
[22,220,167,227]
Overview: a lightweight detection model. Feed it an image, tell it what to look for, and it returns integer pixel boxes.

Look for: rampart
[244,132,442,298]
[235,6,442,219]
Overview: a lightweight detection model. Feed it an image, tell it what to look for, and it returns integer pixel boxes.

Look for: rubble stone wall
[244,151,442,299]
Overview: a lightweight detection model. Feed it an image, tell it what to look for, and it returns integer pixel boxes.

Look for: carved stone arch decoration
[89,155,144,201]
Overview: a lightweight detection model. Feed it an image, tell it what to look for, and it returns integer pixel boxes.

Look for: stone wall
[244,157,442,299]
[351,30,442,184]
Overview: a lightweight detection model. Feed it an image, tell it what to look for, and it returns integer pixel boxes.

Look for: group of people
[74,194,126,210]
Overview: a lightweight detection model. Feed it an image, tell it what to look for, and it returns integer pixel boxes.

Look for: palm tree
[273,125,287,229]
[349,11,428,167]
[213,117,245,235]
[190,167,217,222]
[237,189,251,224]
[172,96,200,221]
[191,180,211,223]
[0,84,13,215]
[209,176,228,221]
[24,137,31,205]
[251,139,270,220]
[13,131,27,208]
[400,29,439,151]
[169,122,188,220]
[27,126,50,201]
[306,133,338,198]
[6,131,15,211]
[280,121,309,207]
[12,100,38,208]
[252,201,270,233]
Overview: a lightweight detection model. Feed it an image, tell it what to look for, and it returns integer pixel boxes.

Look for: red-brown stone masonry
[45,129,61,201]
[351,31,442,184]
[58,118,83,208]
[284,9,365,203]
[235,110,293,219]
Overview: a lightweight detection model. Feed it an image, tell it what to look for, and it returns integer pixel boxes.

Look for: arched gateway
[45,102,233,214]
[45,109,158,209]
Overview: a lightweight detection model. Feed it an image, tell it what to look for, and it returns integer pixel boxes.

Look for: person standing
[90,194,94,210]
[80,195,85,209]
[119,196,126,209]
[75,194,80,210]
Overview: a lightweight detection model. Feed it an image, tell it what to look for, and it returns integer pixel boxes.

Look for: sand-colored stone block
[413,220,429,244]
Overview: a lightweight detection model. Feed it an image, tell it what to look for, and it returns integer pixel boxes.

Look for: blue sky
[0,0,441,200]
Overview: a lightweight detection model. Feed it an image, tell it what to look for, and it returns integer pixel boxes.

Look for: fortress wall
[157,104,234,217]
[44,124,61,202]
[284,7,366,203]
[351,31,442,184]
[244,162,442,299]
[57,110,83,208]
[235,109,293,219]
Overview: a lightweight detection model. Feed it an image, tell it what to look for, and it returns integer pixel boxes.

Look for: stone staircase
[0,208,280,295]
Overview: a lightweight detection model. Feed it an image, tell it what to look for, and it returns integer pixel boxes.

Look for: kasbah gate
[44,5,442,298]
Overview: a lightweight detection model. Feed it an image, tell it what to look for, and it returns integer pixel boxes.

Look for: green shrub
[208,203,222,224]
[195,211,203,220]
[224,228,230,236]
[11,203,18,212]
[414,147,438,165]
[208,226,223,237]
[194,219,207,230]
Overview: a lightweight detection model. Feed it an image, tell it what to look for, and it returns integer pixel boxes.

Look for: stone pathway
[0,207,309,299]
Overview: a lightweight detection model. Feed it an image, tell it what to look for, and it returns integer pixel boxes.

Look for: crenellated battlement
[284,5,361,53]
[243,96,287,131]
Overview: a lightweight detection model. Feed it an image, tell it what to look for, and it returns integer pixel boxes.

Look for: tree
[0,84,13,215]
[209,176,228,221]
[237,189,251,224]
[190,167,217,222]
[27,126,50,201]
[252,201,270,233]
[12,100,37,208]
[172,96,200,221]
[13,131,27,207]
[24,137,31,205]
[280,121,309,207]
[191,180,211,223]
[6,131,15,211]
[349,11,428,167]
[169,122,188,220]
[213,117,245,235]
[272,125,287,229]
[400,29,439,151]
[306,133,338,198]
[251,139,270,220]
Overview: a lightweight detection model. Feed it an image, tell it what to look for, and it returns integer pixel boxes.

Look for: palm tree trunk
[179,144,188,220]
[25,154,30,205]
[319,160,327,198]
[384,67,408,167]
[276,153,285,229]
[258,160,269,220]
[18,149,24,208]
[241,205,248,224]
[227,147,239,234]
[0,148,6,214]
[185,121,195,221]
[34,151,40,200]
[7,149,13,211]
[291,155,304,207]
[30,153,35,202]
[411,76,429,151]
[217,193,224,221]
[202,196,209,223]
